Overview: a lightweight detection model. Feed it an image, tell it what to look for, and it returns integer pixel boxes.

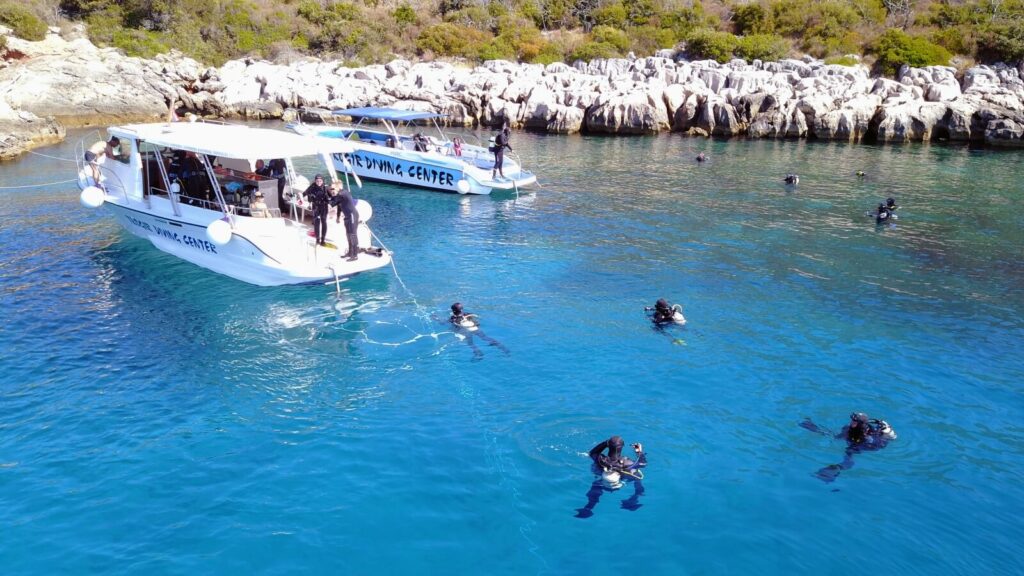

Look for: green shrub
[662,2,719,42]
[824,54,860,66]
[686,28,738,62]
[393,3,417,25]
[871,28,951,76]
[570,40,620,61]
[931,26,976,57]
[592,2,627,28]
[0,2,48,41]
[625,0,657,26]
[733,3,774,35]
[976,22,1024,63]
[769,0,807,37]
[416,22,488,58]
[530,41,565,64]
[591,25,630,53]
[627,25,677,55]
[0,34,6,51]
[112,28,168,58]
[444,5,494,31]
[735,33,789,61]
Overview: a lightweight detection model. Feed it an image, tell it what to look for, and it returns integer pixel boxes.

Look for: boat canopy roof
[332,107,445,121]
[111,122,353,159]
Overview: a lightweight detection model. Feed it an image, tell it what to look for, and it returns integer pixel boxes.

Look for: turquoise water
[2,131,1023,574]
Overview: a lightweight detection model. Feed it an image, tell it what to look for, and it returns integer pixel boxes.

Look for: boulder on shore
[3,27,1024,161]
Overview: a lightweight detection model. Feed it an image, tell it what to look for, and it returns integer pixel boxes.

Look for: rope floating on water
[0,178,78,190]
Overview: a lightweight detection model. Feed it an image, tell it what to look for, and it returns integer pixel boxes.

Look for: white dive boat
[74,121,391,286]
[288,107,537,195]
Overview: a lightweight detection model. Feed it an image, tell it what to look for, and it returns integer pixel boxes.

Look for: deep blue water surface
[2,130,1023,574]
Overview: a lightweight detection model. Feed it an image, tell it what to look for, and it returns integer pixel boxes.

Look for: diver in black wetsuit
[303,174,331,246]
[874,202,892,223]
[575,436,647,518]
[800,412,896,483]
[645,298,683,326]
[885,197,899,212]
[439,303,508,359]
[330,183,359,260]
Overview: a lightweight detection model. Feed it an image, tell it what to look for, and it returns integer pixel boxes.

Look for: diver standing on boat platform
[331,182,359,260]
[491,123,512,181]
[303,174,331,246]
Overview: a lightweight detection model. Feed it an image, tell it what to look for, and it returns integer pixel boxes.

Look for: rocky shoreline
[2,27,1023,161]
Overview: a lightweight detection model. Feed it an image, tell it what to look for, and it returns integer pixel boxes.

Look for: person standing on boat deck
[303,174,331,246]
[491,127,512,180]
[331,182,360,260]
[254,159,271,177]
[83,138,113,188]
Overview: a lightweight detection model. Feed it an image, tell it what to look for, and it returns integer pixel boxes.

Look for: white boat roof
[109,121,353,159]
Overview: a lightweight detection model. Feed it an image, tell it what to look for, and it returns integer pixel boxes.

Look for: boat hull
[105,201,389,286]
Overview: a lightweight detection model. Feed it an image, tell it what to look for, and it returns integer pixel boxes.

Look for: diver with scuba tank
[800,412,896,483]
[575,436,647,518]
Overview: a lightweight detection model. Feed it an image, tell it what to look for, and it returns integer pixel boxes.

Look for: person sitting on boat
[800,412,896,483]
[249,191,269,218]
[646,298,685,325]
[576,436,647,518]
[491,129,512,180]
[303,174,332,246]
[413,133,429,153]
[452,137,463,157]
[784,173,799,185]
[330,182,360,261]
[385,136,397,148]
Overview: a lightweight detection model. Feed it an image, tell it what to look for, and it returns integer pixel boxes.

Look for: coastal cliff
[2,27,1023,161]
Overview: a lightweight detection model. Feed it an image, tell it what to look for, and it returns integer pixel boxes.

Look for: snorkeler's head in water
[847,412,870,443]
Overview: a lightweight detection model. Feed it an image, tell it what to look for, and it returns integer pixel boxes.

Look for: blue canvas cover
[332,107,446,121]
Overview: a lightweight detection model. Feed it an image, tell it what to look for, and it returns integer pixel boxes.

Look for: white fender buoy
[456,179,471,194]
[79,186,105,208]
[206,218,232,246]
[293,175,310,195]
[354,198,373,222]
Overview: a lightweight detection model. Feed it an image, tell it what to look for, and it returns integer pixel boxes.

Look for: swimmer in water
[874,202,891,223]
[439,302,508,359]
[784,174,799,185]
[696,152,707,162]
[645,298,685,326]
[856,170,866,177]
[800,412,896,483]
[575,436,647,518]
[885,197,898,212]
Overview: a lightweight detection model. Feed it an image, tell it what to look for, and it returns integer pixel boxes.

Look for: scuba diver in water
[696,152,707,162]
[800,412,896,483]
[874,202,892,223]
[645,298,686,326]
[575,436,647,518]
[885,197,899,212]
[784,174,799,185]
[441,302,508,359]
